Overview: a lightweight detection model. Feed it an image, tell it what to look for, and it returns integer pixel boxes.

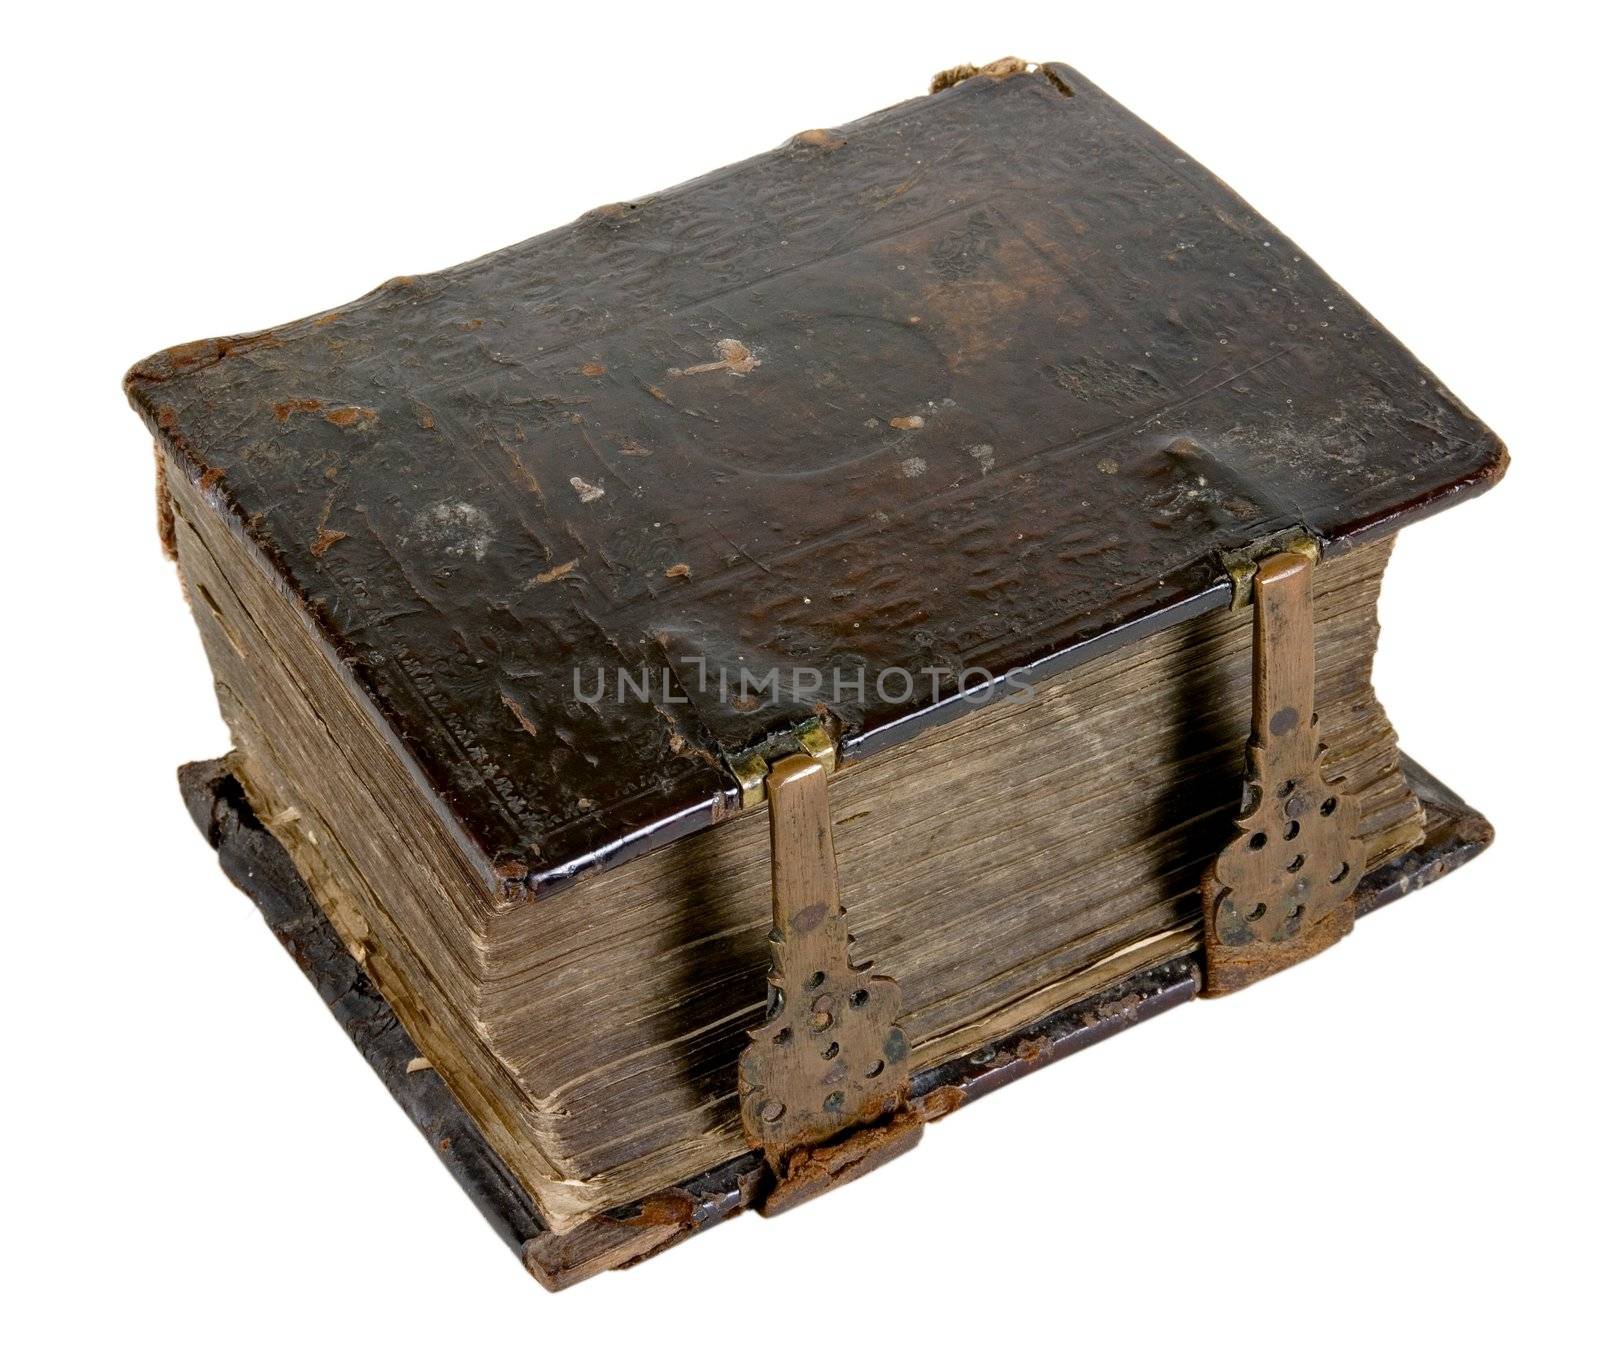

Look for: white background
[5,3,1595,1356]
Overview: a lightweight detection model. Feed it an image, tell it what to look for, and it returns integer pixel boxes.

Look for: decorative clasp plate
[1201,542,1364,995]
[736,728,922,1213]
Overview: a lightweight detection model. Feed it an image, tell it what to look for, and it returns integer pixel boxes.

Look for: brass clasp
[1201,542,1364,994]
[735,727,922,1213]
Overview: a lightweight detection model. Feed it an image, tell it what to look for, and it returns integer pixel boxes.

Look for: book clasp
[734,724,923,1215]
[1201,537,1365,995]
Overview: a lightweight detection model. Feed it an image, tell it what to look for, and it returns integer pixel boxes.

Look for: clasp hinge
[735,726,922,1213]
[728,718,837,808]
[1220,530,1321,609]
[1201,539,1364,995]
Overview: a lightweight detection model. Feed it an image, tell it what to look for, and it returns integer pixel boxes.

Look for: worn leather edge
[177,757,547,1257]
[178,748,1491,1290]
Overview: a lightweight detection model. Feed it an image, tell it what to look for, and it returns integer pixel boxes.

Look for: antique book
[128,59,1505,1287]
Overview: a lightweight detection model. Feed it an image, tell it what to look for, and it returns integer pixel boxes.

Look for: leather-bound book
[128,59,1506,1288]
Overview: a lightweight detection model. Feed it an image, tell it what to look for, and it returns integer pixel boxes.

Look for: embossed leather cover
[126,63,1505,895]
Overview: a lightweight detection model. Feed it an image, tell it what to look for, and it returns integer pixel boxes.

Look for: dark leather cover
[128,63,1506,895]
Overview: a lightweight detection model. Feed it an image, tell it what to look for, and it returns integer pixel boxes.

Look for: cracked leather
[126,63,1505,897]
